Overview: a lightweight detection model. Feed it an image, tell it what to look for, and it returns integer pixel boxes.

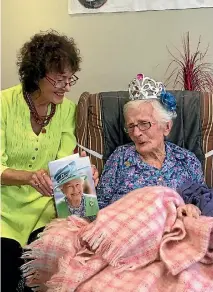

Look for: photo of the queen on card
[49,156,99,219]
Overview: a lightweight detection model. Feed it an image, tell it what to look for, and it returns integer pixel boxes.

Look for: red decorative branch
[165,32,213,92]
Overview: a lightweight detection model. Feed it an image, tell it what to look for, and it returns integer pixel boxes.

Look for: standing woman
[1,30,97,291]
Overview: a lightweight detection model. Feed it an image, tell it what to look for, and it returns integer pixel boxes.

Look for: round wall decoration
[78,0,107,9]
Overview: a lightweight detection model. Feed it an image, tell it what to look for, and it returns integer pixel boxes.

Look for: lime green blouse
[1,84,76,246]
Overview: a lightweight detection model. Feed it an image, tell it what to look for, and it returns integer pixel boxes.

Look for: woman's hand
[80,151,99,187]
[177,204,201,219]
[27,169,53,196]
[91,165,99,187]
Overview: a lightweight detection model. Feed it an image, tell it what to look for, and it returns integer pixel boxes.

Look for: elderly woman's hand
[91,164,99,187]
[27,169,53,196]
[80,151,99,187]
[177,204,201,219]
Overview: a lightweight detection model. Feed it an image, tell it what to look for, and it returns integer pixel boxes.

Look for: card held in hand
[48,153,99,218]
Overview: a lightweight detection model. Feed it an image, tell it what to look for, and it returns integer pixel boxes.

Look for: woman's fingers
[94,178,99,187]
[36,172,52,195]
[189,205,201,218]
[31,170,53,196]
[185,205,200,218]
[31,180,48,196]
[91,164,99,187]
[35,185,48,196]
[177,206,185,218]
[177,204,201,219]
[38,172,53,194]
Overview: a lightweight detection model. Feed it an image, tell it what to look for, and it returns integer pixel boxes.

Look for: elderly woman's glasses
[124,121,152,134]
[45,75,79,88]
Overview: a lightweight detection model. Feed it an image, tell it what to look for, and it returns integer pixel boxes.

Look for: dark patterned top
[73,142,205,218]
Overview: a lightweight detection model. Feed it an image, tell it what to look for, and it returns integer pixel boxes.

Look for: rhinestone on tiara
[129,73,164,100]
[128,73,177,113]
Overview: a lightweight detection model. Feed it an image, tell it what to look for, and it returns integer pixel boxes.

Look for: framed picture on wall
[68,0,213,14]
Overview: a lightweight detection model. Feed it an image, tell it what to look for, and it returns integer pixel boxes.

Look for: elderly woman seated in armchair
[72,73,204,219]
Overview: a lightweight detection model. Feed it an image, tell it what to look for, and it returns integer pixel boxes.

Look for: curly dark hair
[17,30,81,94]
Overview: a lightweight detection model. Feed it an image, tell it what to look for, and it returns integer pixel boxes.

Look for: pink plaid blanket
[22,186,213,292]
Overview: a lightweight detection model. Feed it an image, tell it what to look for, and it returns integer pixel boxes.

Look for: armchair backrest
[76,91,213,188]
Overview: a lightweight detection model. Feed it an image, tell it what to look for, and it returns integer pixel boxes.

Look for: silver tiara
[129,73,164,101]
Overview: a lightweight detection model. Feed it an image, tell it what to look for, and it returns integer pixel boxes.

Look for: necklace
[24,92,56,133]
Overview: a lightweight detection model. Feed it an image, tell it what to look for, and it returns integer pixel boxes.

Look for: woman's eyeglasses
[124,121,153,134]
[45,75,79,88]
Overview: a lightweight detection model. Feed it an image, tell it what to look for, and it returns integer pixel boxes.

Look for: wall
[1,0,213,101]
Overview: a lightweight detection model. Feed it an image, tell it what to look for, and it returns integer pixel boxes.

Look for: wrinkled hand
[28,169,53,196]
[80,151,99,187]
[177,204,201,219]
[91,165,99,187]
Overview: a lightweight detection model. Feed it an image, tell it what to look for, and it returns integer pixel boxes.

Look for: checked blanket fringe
[21,186,213,292]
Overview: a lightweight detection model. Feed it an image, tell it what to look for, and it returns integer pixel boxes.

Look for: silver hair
[123,99,177,124]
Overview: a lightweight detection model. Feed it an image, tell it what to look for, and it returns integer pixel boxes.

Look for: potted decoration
[165,32,213,92]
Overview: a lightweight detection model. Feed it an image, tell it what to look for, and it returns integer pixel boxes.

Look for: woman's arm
[1,168,53,196]
[1,168,32,186]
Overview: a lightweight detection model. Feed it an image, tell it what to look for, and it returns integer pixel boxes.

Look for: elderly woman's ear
[163,121,173,137]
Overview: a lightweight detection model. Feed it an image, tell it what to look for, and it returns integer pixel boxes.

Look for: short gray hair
[123,99,177,124]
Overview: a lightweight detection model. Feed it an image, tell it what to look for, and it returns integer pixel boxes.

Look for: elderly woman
[70,74,202,219]
[1,30,98,292]
[96,74,204,211]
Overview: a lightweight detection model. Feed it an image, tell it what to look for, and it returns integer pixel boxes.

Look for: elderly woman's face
[38,69,75,105]
[125,103,171,155]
